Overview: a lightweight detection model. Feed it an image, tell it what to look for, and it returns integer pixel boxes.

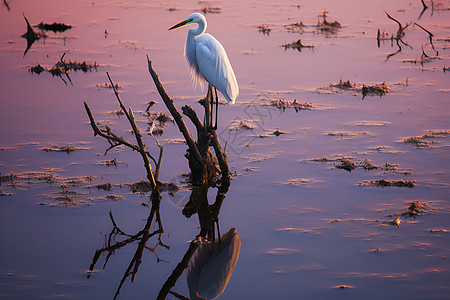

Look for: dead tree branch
[414,22,438,55]
[147,55,202,163]
[85,73,166,299]
[147,56,232,300]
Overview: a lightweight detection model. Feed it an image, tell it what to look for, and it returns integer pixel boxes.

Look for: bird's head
[169,13,206,30]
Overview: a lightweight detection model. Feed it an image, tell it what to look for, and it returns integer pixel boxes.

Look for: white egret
[169,13,239,129]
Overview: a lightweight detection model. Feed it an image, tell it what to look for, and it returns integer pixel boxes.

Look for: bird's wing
[195,34,238,104]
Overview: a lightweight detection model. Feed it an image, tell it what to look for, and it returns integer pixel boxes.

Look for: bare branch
[414,22,437,54]
[84,102,141,152]
[147,55,202,163]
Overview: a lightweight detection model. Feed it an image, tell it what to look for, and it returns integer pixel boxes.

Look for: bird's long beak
[168,18,192,30]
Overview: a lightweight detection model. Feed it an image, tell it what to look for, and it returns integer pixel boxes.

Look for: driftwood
[86,57,231,299]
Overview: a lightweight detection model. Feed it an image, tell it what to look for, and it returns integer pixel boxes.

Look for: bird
[169,13,239,130]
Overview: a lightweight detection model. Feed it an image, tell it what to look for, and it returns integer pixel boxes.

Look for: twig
[106,72,158,188]
[384,10,410,41]
[414,22,438,54]
[418,0,429,19]
[84,102,141,152]
[3,0,10,11]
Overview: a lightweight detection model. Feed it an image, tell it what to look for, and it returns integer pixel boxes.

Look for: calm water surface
[1,0,449,299]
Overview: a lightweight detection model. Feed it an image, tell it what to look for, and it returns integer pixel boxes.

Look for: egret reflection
[187,228,241,300]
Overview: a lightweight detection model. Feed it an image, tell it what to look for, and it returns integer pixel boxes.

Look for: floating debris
[200,5,221,14]
[377,29,394,43]
[401,129,450,148]
[401,201,427,218]
[257,24,272,35]
[273,129,286,136]
[128,179,178,194]
[242,166,259,173]
[362,82,389,99]
[94,158,126,167]
[402,136,430,148]
[360,158,378,170]
[247,153,277,163]
[315,10,341,36]
[267,99,314,112]
[105,193,122,201]
[29,53,99,85]
[158,181,179,194]
[347,120,390,127]
[281,39,314,52]
[304,156,403,174]
[228,119,255,131]
[144,111,174,136]
[335,158,356,172]
[0,171,16,183]
[284,21,307,34]
[41,144,77,154]
[402,46,440,66]
[358,179,415,188]
[96,182,113,191]
[335,285,353,290]
[94,82,120,89]
[389,216,401,227]
[128,179,152,193]
[279,178,323,187]
[316,79,389,99]
[36,21,72,33]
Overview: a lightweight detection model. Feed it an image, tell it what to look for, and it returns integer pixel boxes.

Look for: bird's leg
[205,84,212,129]
[209,87,214,129]
[213,88,219,130]
[216,218,221,245]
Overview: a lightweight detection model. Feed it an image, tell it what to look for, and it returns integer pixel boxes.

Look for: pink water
[1,0,449,299]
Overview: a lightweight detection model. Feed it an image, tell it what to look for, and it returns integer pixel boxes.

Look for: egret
[169,13,239,130]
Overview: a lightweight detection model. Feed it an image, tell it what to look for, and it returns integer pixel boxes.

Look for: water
[1,0,449,299]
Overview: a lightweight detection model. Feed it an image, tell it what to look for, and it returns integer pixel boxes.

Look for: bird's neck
[188,20,206,38]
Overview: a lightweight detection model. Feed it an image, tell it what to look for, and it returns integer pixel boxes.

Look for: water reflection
[21,14,73,57]
[21,14,43,57]
[186,229,240,300]
[86,60,239,299]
